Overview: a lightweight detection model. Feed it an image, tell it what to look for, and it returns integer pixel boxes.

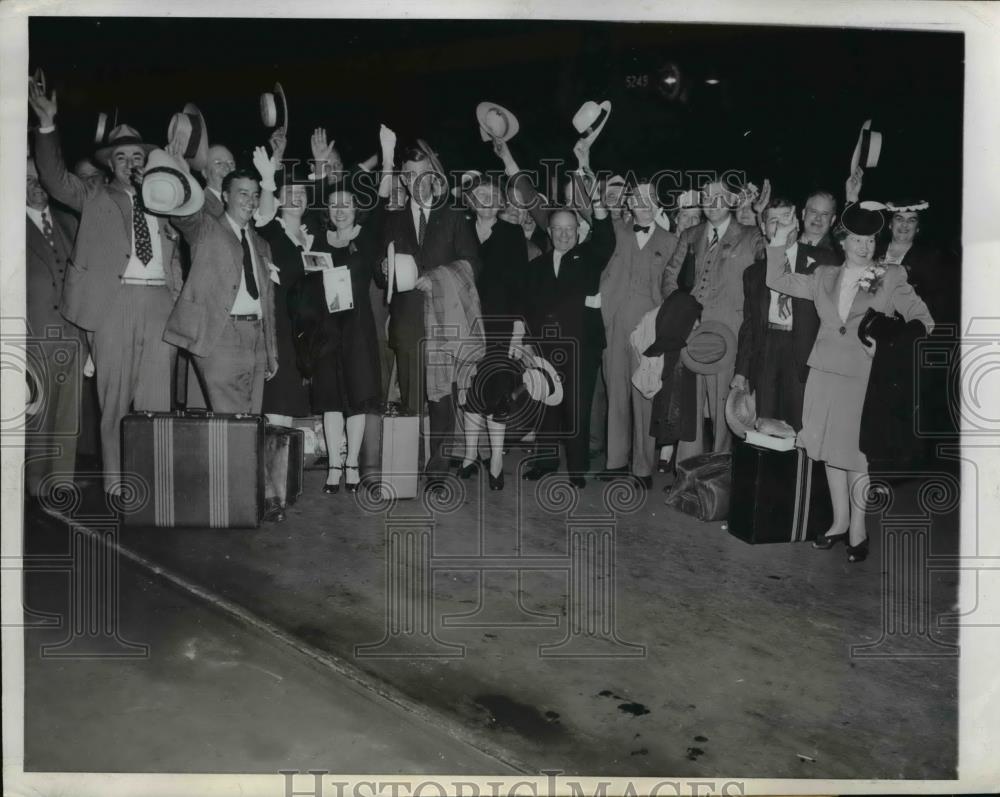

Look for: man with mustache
[29,78,185,497]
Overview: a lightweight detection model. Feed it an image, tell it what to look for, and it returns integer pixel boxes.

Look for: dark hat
[841,201,887,236]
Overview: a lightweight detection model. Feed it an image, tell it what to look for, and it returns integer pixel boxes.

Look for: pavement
[19,448,960,778]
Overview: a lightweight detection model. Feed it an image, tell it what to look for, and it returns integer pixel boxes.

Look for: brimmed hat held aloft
[572,100,612,142]
[476,102,519,142]
[167,103,210,173]
[141,149,204,216]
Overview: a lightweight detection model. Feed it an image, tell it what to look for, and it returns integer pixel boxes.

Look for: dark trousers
[393,340,456,479]
[756,327,805,430]
[533,339,601,476]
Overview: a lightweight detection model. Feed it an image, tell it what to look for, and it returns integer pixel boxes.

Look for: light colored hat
[725,385,757,439]
[522,355,563,406]
[167,103,210,173]
[678,189,701,209]
[259,82,289,131]
[386,242,418,303]
[680,320,738,375]
[476,102,519,142]
[572,100,612,142]
[141,149,204,215]
[94,123,155,164]
[850,119,883,173]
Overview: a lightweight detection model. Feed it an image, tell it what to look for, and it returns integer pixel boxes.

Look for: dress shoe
[489,471,504,491]
[657,458,672,473]
[345,465,360,494]
[812,530,848,550]
[569,476,586,489]
[847,537,870,563]
[262,497,286,522]
[323,466,342,494]
[597,465,629,482]
[522,467,554,481]
[457,460,479,479]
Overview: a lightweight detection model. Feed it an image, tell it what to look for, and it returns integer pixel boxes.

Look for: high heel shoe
[489,470,504,491]
[847,537,869,563]
[812,530,848,550]
[345,465,360,494]
[457,460,478,480]
[323,467,342,494]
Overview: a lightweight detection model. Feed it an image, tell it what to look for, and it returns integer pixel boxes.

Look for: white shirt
[225,213,263,316]
[706,215,731,249]
[838,264,866,323]
[634,223,653,250]
[121,191,165,280]
[26,205,51,236]
[767,241,798,327]
[410,199,430,242]
[552,249,565,278]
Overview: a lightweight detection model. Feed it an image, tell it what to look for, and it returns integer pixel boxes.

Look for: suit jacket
[736,242,841,388]
[164,209,278,371]
[766,247,934,378]
[664,218,764,333]
[33,128,184,332]
[524,215,616,352]
[379,203,482,348]
[203,188,225,219]
[600,219,679,334]
[25,208,79,337]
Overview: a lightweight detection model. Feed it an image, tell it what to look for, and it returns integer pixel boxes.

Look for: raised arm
[493,137,550,236]
[29,81,90,212]
[662,231,689,299]
[765,244,816,300]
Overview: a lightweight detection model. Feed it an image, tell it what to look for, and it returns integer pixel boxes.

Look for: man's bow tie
[633,224,650,234]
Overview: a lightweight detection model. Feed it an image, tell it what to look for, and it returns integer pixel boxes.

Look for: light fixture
[705,77,721,86]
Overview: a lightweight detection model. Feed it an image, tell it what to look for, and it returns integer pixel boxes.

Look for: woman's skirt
[798,367,869,472]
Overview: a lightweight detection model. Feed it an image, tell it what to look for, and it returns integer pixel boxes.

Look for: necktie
[241,229,260,300]
[132,192,153,266]
[418,208,427,247]
[633,224,650,234]
[778,255,793,319]
[41,208,56,250]
[707,226,720,261]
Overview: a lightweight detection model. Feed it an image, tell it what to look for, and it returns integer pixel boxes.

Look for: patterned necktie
[132,192,153,265]
[707,226,720,261]
[241,229,260,300]
[418,208,427,247]
[41,208,56,250]
[778,255,793,319]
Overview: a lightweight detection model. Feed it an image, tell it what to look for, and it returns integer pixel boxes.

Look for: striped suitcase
[121,411,264,528]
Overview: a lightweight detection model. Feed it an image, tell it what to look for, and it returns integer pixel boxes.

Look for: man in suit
[800,189,840,253]
[380,144,482,488]
[522,200,615,488]
[29,80,185,496]
[164,167,278,414]
[199,145,236,219]
[598,181,679,487]
[734,197,841,429]
[24,155,85,498]
[664,180,764,455]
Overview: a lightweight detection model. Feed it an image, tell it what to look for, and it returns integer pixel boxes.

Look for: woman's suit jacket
[765,245,933,378]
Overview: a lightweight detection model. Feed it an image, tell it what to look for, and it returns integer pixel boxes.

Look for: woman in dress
[765,201,934,562]
[289,126,395,493]
[256,182,314,425]
[459,175,530,490]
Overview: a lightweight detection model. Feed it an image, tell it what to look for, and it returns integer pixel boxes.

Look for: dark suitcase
[121,411,264,528]
[264,425,304,507]
[664,452,732,521]
[728,442,832,544]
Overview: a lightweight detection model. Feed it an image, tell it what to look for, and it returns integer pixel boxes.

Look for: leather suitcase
[379,410,419,500]
[120,411,264,528]
[290,415,327,470]
[664,452,732,521]
[728,442,832,544]
[359,411,383,480]
[264,425,304,507]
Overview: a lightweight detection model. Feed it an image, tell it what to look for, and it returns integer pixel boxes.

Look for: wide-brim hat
[167,103,210,173]
[95,123,155,164]
[572,100,612,142]
[886,198,930,213]
[680,320,737,375]
[522,355,563,407]
[725,385,757,439]
[476,101,519,142]
[386,242,418,303]
[141,148,204,216]
[94,108,118,145]
[260,82,289,131]
[841,201,888,237]
[850,119,883,174]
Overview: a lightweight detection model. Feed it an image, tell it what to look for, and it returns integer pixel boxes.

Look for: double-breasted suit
[164,209,277,415]
[766,246,933,471]
[524,215,616,476]
[34,128,185,492]
[600,218,679,476]
[735,241,840,429]
[665,217,764,454]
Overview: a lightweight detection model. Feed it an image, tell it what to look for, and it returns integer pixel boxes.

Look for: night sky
[28,17,964,245]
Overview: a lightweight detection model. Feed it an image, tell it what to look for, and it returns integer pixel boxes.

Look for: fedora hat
[386,242,418,303]
[141,149,204,216]
[476,101,519,142]
[522,355,563,407]
[95,123,155,164]
[167,103,210,173]
[680,320,737,375]
[850,119,883,174]
[725,385,757,439]
[572,100,611,142]
[259,82,289,131]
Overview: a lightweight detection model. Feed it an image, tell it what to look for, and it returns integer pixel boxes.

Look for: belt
[230,313,262,321]
[120,277,167,287]
[766,322,793,332]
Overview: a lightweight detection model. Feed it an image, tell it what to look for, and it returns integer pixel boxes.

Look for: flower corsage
[857,264,887,294]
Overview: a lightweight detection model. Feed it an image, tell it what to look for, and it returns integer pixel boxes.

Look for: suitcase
[120,411,264,528]
[264,425,304,507]
[370,406,419,500]
[728,442,833,544]
[663,452,732,521]
[290,415,328,470]
[359,411,384,480]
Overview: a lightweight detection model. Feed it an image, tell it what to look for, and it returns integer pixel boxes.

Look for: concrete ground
[21,448,959,778]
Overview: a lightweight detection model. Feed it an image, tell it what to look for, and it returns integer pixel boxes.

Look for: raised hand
[165,136,190,170]
[28,77,57,127]
[252,145,276,187]
[752,178,772,215]
[572,137,592,170]
[269,126,288,165]
[846,166,864,204]
[379,123,397,154]
[310,127,336,166]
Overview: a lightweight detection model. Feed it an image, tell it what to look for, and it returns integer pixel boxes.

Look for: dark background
[28,17,964,247]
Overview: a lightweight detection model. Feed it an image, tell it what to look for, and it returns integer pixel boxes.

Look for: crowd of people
[24,76,954,561]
